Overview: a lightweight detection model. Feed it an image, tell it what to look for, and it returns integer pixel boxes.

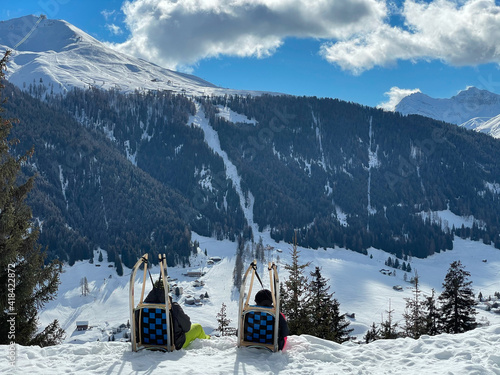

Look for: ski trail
[312,110,327,172]
[367,116,379,230]
[189,102,259,236]
[14,15,45,49]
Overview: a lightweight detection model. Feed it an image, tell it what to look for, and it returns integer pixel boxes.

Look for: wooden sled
[237,260,280,352]
[129,254,175,352]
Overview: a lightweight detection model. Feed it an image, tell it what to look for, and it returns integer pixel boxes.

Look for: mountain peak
[459,86,482,94]
[453,86,500,103]
[0,15,97,53]
[0,15,272,97]
[396,86,500,136]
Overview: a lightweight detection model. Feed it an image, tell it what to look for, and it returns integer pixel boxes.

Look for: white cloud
[101,10,117,21]
[378,87,421,111]
[321,0,500,74]
[106,24,123,36]
[109,0,500,74]
[111,0,387,70]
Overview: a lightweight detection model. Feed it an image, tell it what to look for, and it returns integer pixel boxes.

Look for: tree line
[365,261,477,342]
[278,238,478,345]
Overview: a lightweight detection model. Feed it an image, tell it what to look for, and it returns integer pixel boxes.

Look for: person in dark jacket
[254,289,289,350]
[144,281,210,349]
[168,296,210,349]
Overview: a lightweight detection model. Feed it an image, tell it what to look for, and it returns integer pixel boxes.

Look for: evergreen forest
[4,82,500,268]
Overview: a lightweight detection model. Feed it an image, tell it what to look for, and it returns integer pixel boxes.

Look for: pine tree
[233,239,244,290]
[115,254,123,276]
[438,260,477,333]
[98,251,103,262]
[256,236,265,262]
[306,267,352,343]
[0,50,64,346]
[306,267,331,338]
[364,322,380,343]
[379,301,398,339]
[328,297,353,343]
[394,258,400,270]
[216,302,235,336]
[280,235,310,335]
[402,271,426,338]
[80,277,90,296]
[29,320,65,347]
[423,289,440,336]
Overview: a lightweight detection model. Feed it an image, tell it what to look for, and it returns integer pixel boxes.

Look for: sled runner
[237,260,280,352]
[129,254,174,352]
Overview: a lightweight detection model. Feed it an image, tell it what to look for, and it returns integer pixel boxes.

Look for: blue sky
[1,0,500,108]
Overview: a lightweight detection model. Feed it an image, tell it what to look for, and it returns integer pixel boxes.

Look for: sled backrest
[133,303,175,351]
[130,254,173,352]
[237,261,280,352]
[240,306,276,350]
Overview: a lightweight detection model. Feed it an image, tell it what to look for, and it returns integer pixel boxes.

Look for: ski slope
[3,231,500,374]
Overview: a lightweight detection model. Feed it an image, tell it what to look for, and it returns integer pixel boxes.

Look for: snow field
[5,325,500,374]
[2,232,493,374]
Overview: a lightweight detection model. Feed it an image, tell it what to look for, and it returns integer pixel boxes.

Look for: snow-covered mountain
[395,87,500,138]
[0,15,269,97]
[469,114,500,139]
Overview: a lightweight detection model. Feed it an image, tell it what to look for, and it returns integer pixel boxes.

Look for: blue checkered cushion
[138,307,169,345]
[243,311,275,344]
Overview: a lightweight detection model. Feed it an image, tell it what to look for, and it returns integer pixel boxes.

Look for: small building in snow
[76,321,89,331]
[186,271,205,278]
[193,280,205,287]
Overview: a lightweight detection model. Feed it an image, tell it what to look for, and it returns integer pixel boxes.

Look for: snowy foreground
[3,325,500,375]
[3,226,500,374]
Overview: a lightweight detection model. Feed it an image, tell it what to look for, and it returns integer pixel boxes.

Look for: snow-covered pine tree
[216,303,230,335]
[216,303,236,336]
[0,50,64,347]
[438,260,477,333]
